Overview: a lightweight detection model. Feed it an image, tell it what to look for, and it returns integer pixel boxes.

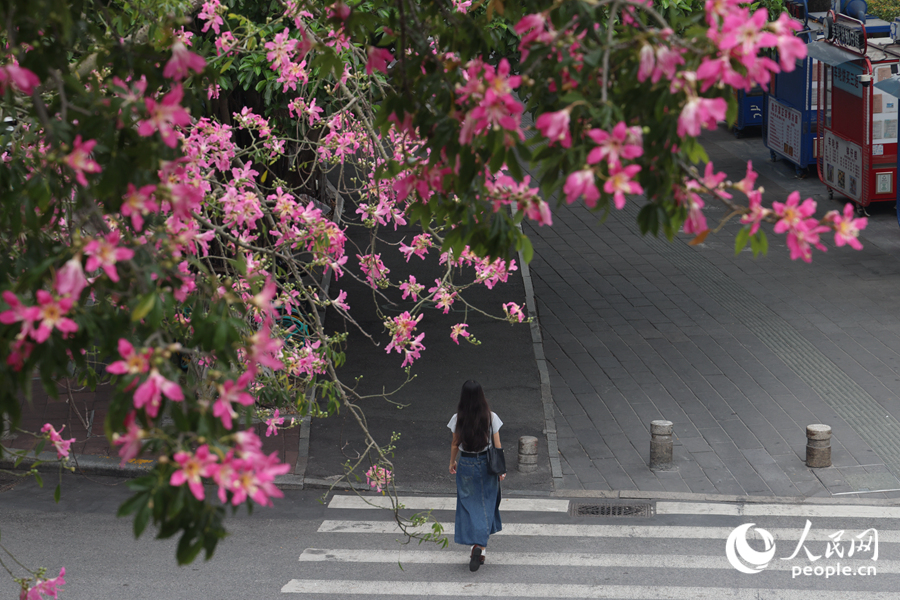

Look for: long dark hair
[456,380,491,451]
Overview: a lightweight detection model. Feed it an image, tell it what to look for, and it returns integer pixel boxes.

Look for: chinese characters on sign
[823,130,862,201]
[767,97,802,160]
[833,63,863,98]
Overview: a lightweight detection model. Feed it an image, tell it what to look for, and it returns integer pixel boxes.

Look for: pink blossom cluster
[384,311,425,368]
[700,0,806,92]
[399,233,434,262]
[169,432,289,506]
[283,338,328,377]
[365,465,393,493]
[485,173,552,226]
[562,121,644,211]
[428,279,458,314]
[40,424,74,459]
[456,58,524,145]
[357,253,390,288]
[107,339,184,418]
[1,290,78,369]
[19,568,65,600]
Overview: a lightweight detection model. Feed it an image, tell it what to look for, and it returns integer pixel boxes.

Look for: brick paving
[524,124,900,500]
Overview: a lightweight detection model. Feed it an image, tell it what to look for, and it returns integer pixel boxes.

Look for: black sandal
[469,546,484,572]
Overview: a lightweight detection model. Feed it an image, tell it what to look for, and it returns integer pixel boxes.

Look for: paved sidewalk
[525,124,900,500]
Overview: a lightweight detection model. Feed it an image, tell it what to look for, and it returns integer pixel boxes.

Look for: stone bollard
[806,424,832,468]
[517,436,539,473]
[649,420,674,471]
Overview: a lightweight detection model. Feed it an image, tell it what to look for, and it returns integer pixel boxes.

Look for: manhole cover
[569,502,653,517]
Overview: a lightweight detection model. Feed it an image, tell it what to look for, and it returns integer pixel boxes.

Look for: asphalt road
[1,474,899,599]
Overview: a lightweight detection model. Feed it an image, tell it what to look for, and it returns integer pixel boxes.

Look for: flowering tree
[0,0,869,594]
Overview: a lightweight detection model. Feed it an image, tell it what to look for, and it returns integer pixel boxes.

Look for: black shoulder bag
[486,421,506,475]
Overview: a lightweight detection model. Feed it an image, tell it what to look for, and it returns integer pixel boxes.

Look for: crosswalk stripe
[297,548,898,573]
[317,520,900,542]
[280,580,895,598]
[657,502,900,519]
[327,495,569,512]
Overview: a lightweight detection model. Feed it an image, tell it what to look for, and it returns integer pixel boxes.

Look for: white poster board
[822,130,863,201]
[768,96,802,160]
[871,64,899,145]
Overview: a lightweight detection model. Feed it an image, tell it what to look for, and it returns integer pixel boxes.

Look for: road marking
[657,502,900,519]
[327,495,569,512]
[297,548,900,573]
[281,580,896,598]
[316,520,900,542]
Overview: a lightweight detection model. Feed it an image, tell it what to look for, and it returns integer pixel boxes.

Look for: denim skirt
[454,453,502,546]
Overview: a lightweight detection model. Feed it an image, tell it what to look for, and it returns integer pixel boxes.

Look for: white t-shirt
[447,412,503,453]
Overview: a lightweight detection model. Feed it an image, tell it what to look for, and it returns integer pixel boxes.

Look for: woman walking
[448,380,506,572]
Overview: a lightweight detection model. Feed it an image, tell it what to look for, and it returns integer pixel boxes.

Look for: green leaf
[34,472,43,488]
[518,234,534,264]
[734,227,750,255]
[132,293,156,322]
[118,491,149,517]
[54,483,61,503]
[134,502,151,538]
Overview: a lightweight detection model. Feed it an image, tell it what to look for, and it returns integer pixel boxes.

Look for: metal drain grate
[569,502,653,517]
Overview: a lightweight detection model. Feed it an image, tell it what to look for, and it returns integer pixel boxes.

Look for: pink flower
[213,375,255,430]
[328,1,351,21]
[366,47,394,75]
[265,409,285,437]
[772,191,816,234]
[33,291,78,343]
[63,136,101,187]
[786,221,829,263]
[41,424,74,459]
[503,302,525,323]
[827,203,867,251]
[245,322,284,374]
[133,370,184,418]
[54,258,88,299]
[535,110,571,148]
[112,412,146,466]
[171,445,218,501]
[0,291,40,325]
[399,276,425,301]
[563,169,600,207]
[137,85,192,148]
[450,323,470,345]
[84,231,134,283]
[0,64,40,95]
[740,190,770,235]
[107,339,151,376]
[19,567,65,600]
[163,41,206,80]
[198,0,224,34]
[587,122,643,166]
[677,96,727,137]
[604,164,643,209]
[121,183,159,231]
[637,45,655,82]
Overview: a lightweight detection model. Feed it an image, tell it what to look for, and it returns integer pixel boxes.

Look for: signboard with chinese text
[768,97,802,159]
[823,130,863,201]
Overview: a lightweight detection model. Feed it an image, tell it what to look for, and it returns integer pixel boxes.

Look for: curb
[516,234,563,481]
[0,450,155,478]
[5,450,898,505]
